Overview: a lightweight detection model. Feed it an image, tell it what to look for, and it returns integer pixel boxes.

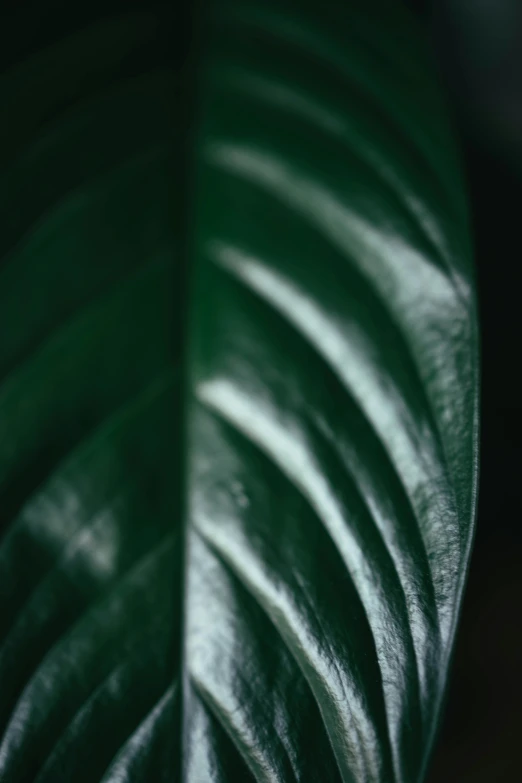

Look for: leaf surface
[0,0,478,781]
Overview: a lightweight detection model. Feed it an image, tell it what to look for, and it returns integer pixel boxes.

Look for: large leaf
[0,0,478,781]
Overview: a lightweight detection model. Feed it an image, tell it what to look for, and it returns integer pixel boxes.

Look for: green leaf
[0,0,478,781]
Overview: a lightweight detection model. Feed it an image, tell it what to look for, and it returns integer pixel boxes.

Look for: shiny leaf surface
[0,0,478,781]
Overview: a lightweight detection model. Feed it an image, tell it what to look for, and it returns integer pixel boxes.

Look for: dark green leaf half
[0,6,181,782]
[0,0,478,782]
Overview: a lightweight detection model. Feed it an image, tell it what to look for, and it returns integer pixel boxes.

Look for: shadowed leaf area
[0,0,478,781]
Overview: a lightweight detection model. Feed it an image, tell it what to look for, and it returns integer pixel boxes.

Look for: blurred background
[406,1,522,780]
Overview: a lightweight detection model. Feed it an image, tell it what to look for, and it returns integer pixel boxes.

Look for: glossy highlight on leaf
[0,0,478,781]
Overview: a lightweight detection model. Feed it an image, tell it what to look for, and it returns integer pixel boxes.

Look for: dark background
[406,1,522,780]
